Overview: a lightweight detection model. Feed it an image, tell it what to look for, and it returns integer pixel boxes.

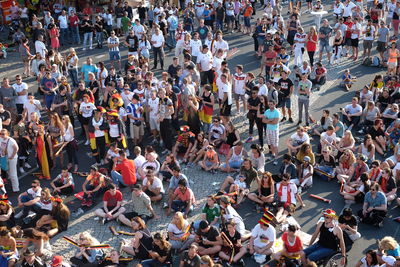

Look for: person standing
[158,88,174,154]
[94,16,104,49]
[318,19,333,65]
[362,19,375,59]
[66,48,79,89]
[34,35,47,59]
[107,31,122,73]
[12,75,28,115]
[262,101,281,165]
[0,129,19,192]
[81,14,94,51]
[297,74,312,126]
[0,78,18,122]
[350,17,361,60]
[58,10,69,45]
[219,73,233,123]
[151,27,165,70]
[68,10,80,45]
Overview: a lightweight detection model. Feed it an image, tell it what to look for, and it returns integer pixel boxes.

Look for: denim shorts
[109,51,121,60]
[304,243,336,262]
[319,40,331,53]
[244,17,251,27]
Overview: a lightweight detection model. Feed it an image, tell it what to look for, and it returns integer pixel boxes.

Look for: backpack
[362,57,372,66]
[372,56,381,67]
[169,16,178,30]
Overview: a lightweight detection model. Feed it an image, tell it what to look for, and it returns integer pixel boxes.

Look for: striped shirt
[107,37,120,52]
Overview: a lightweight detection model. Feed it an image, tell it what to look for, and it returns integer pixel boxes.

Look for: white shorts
[130,122,144,139]
[149,117,160,131]
[266,129,279,147]
[116,18,122,28]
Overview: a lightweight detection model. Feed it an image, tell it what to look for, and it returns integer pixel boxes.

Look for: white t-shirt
[321,132,337,145]
[290,132,310,146]
[23,100,42,119]
[167,221,190,238]
[197,51,213,71]
[333,2,344,15]
[276,182,298,204]
[258,84,268,96]
[107,37,120,52]
[0,137,18,159]
[142,177,165,193]
[79,102,96,118]
[27,187,42,198]
[233,72,246,95]
[13,82,28,105]
[363,25,375,41]
[59,15,68,29]
[213,40,229,58]
[344,104,362,115]
[151,33,165,48]
[121,91,134,107]
[294,33,307,49]
[350,22,361,39]
[212,57,224,73]
[190,39,202,57]
[251,223,276,248]
[221,82,233,105]
[147,97,159,118]
[92,117,105,137]
[133,24,145,39]
[343,1,356,17]
[35,40,47,58]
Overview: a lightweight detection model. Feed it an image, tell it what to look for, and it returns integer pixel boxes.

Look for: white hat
[168,10,173,15]
[382,256,396,266]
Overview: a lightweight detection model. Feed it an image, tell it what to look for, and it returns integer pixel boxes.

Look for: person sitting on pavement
[179,244,201,266]
[357,182,388,227]
[118,184,159,225]
[20,249,46,267]
[301,209,347,266]
[337,153,370,184]
[296,143,316,166]
[355,250,379,267]
[142,168,165,202]
[199,144,220,173]
[194,220,223,256]
[225,174,250,205]
[310,110,333,137]
[21,228,52,259]
[138,151,161,180]
[167,211,195,253]
[338,208,361,242]
[35,196,70,237]
[159,153,180,182]
[272,154,298,182]
[310,62,327,89]
[218,220,247,265]
[341,96,363,131]
[81,166,107,207]
[172,125,196,161]
[292,156,314,194]
[378,236,400,260]
[0,227,18,267]
[111,150,137,187]
[219,158,258,193]
[272,224,304,263]
[50,168,75,196]
[70,231,104,266]
[141,232,172,267]
[377,168,397,204]
[286,126,310,156]
[248,210,276,263]
[275,173,303,223]
[248,171,275,210]
[164,166,189,209]
[94,183,126,224]
[219,196,250,240]
[208,117,226,148]
[220,141,248,173]
[166,179,195,217]
[15,179,42,220]
[340,172,371,206]
[121,222,154,261]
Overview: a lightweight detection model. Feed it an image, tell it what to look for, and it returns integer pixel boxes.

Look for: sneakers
[288,117,294,123]
[101,217,106,225]
[280,116,287,122]
[84,140,90,145]
[100,159,105,165]
[297,120,302,125]
[163,202,169,209]
[24,162,32,169]
[245,136,254,143]
[273,159,278,166]
[19,167,25,174]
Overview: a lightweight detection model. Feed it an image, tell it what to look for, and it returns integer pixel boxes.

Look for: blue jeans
[69,26,80,44]
[111,170,126,186]
[83,32,93,49]
[141,259,169,267]
[96,31,103,47]
[45,94,55,109]
[216,19,224,30]
[21,195,41,217]
[60,28,69,44]
[314,165,334,181]
[171,200,193,215]
[68,68,79,88]
[303,243,336,262]
[167,30,176,48]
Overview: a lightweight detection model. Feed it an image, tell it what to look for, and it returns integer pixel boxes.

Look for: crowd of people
[1,0,400,266]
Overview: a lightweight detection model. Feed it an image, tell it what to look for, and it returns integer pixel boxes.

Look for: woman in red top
[273,224,304,262]
[306,26,318,67]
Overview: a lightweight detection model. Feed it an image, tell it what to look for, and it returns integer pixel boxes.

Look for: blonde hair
[79,231,100,245]
[174,212,185,230]
[379,236,399,251]
[200,255,214,267]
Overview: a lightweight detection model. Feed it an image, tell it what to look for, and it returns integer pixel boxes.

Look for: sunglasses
[16,78,21,81]
[322,151,328,153]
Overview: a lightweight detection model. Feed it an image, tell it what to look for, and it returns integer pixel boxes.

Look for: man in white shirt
[232,65,247,114]
[342,0,357,18]
[212,31,229,58]
[220,73,232,122]
[197,45,214,85]
[23,94,42,121]
[0,129,19,192]
[362,19,375,58]
[350,17,361,60]
[12,75,28,115]
[190,32,202,63]
[147,90,160,143]
[58,10,69,45]
[34,35,47,58]
[107,31,121,73]
[286,126,310,155]
[151,27,165,70]
[248,211,276,259]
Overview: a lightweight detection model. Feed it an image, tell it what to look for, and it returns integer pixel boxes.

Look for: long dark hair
[365,250,379,266]
[23,228,49,241]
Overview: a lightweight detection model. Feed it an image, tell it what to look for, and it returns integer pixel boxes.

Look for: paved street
[0,1,399,266]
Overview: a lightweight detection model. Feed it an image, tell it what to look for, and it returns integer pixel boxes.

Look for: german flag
[36,134,51,179]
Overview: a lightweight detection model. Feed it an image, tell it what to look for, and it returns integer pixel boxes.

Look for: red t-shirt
[282,232,303,253]
[115,159,137,185]
[69,15,79,27]
[344,21,353,38]
[103,190,123,207]
[306,34,318,52]
[265,51,278,67]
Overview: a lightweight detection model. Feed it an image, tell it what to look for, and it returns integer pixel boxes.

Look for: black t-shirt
[368,126,385,140]
[138,7,147,19]
[277,78,294,97]
[338,215,358,227]
[81,19,93,33]
[197,226,220,248]
[89,80,100,99]
[247,97,261,114]
[54,213,69,232]
[181,251,201,267]
[115,6,125,18]
[377,95,392,111]
[168,64,179,78]
[167,91,178,114]
[318,155,336,168]
[153,244,172,264]
[94,19,104,32]
[378,176,397,192]
[222,229,241,248]
[0,110,11,131]
[126,35,139,52]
